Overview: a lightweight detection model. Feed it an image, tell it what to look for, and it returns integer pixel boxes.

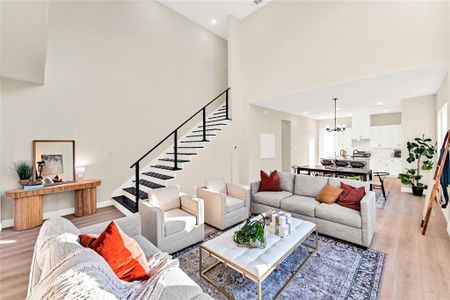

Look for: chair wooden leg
[381,182,387,199]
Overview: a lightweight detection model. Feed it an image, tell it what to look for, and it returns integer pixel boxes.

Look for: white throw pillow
[206,178,227,194]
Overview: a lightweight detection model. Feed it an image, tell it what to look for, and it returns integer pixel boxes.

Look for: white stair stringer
[111,104,230,213]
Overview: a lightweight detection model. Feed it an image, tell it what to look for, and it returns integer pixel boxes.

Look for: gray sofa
[28,215,212,300]
[250,173,376,247]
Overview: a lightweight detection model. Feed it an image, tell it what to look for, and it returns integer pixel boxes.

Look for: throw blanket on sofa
[27,247,178,300]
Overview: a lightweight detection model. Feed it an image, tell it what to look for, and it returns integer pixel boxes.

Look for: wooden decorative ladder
[421,129,450,235]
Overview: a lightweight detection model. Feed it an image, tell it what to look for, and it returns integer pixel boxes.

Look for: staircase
[112,88,231,213]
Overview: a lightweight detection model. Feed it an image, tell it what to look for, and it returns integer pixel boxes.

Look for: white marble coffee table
[199,217,318,300]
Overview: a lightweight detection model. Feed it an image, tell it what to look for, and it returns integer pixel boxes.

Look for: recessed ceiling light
[304,112,308,115]
[336,107,341,111]
[383,109,388,112]
[211,19,217,24]
[377,102,383,105]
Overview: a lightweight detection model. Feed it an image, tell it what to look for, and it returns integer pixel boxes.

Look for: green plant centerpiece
[233,215,266,249]
[398,135,436,196]
[14,161,33,186]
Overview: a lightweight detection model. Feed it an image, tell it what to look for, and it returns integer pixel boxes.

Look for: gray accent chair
[250,172,376,247]
[196,178,250,230]
[29,215,212,299]
[139,186,204,254]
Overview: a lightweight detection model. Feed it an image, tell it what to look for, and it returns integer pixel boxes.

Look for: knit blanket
[27,247,178,300]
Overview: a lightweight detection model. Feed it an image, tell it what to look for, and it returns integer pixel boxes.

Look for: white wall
[236,0,448,103]
[401,95,436,186]
[0,0,48,84]
[247,106,317,182]
[1,1,227,223]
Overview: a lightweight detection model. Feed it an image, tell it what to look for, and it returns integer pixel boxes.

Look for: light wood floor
[0,179,449,300]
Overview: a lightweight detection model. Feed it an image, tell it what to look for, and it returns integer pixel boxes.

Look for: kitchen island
[293,165,373,181]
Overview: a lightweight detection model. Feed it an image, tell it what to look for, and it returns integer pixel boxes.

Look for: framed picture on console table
[33,140,75,184]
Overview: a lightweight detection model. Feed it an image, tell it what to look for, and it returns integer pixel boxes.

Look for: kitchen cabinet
[352,115,370,141]
[334,128,352,150]
[370,125,401,148]
[370,158,402,176]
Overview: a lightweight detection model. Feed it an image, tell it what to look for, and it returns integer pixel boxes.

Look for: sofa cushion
[206,178,227,194]
[150,186,181,211]
[278,171,295,193]
[159,267,204,300]
[315,203,362,228]
[337,183,366,211]
[280,195,320,217]
[252,191,292,208]
[133,235,160,257]
[328,177,370,192]
[79,221,150,282]
[259,170,281,192]
[294,175,328,197]
[226,196,244,213]
[164,208,197,236]
[315,184,344,204]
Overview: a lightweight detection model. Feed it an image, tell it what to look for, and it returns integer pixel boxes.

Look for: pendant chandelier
[326,98,346,132]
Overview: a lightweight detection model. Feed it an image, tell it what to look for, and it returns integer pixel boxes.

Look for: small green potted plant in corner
[398,135,436,196]
[14,161,33,187]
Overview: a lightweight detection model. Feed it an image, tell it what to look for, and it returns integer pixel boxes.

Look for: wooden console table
[4,179,101,231]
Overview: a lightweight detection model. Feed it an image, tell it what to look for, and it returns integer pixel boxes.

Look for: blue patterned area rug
[173,231,385,300]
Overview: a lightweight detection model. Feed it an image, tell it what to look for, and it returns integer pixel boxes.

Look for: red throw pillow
[259,170,282,192]
[79,221,150,282]
[337,182,366,211]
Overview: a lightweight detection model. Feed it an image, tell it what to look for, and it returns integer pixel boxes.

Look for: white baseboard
[401,186,412,193]
[1,200,114,229]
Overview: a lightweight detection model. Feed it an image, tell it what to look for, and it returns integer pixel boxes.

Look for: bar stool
[335,160,349,167]
[370,171,389,199]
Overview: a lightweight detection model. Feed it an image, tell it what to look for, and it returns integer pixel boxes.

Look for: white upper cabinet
[352,115,370,141]
[370,125,401,148]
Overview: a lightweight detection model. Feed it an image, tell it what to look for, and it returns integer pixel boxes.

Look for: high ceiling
[252,62,449,120]
[158,0,271,39]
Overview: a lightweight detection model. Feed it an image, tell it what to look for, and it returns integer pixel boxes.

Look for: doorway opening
[281,120,292,172]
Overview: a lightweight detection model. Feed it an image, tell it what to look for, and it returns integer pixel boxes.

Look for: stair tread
[186,134,216,138]
[192,128,222,133]
[208,115,226,120]
[206,119,227,123]
[159,158,190,163]
[123,187,148,200]
[197,123,227,128]
[137,179,165,189]
[213,111,227,115]
[151,165,183,171]
[142,171,174,180]
[180,140,210,143]
[166,152,197,155]
[113,196,137,213]
[177,146,204,148]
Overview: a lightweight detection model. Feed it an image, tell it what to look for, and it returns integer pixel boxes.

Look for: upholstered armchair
[139,186,204,254]
[196,178,250,230]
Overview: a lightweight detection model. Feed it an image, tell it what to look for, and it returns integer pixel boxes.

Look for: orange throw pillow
[79,221,150,282]
[315,184,344,204]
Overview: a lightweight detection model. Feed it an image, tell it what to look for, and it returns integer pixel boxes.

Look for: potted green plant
[398,135,436,196]
[14,161,33,186]
[233,216,266,248]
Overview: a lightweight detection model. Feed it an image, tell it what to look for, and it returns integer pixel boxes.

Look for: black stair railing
[130,87,231,211]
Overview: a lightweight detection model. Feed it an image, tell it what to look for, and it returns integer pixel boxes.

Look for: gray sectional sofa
[250,172,376,247]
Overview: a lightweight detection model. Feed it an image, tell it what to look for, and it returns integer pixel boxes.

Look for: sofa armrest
[139,200,165,245]
[196,187,226,222]
[227,183,250,216]
[250,181,260,196]
[79,214,142,237]
[181,195,204,225]
[360,191,376,247]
